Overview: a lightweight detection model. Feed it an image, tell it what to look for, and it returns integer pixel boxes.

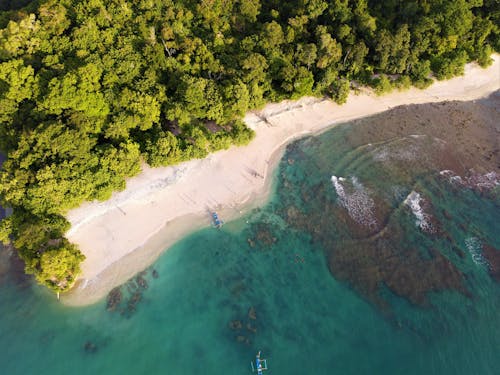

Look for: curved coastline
[62,55,500,306]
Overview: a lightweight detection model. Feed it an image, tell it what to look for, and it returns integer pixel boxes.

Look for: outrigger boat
[251,351,268,374]
[212,211,224,228]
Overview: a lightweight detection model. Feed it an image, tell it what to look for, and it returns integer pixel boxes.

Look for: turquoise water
[1,110,499,374]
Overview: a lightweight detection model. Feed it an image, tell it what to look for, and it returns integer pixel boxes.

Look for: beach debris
[83,341,98,354]
[106,287,122,312]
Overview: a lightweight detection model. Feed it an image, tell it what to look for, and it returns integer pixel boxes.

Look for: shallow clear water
[1,113,499,374]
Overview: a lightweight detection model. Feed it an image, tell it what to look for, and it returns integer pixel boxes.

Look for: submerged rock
[246,323,257,333]
[126,280,138,294]
[248,306,257,320]
[106,287,122,312]
[229,320,243,330]
[83,341,98,354]
[236,335,245,343]
[235,335,251,345]
[127,291,142,311]
[136,275,148,289]
[442,210,453,220]
[451,246,466,259]
[482,244,500,282]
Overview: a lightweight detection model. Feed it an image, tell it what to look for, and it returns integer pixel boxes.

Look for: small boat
[212,212,224,228]
[251,351,268,374]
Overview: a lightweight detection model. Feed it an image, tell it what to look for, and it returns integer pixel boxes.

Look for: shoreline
[62,55,500,306]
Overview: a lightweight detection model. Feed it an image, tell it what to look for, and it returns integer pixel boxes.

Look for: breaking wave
[439,170,499,191]
[403,191,433,232]
[331,175,377,228]
[465,237,489,268]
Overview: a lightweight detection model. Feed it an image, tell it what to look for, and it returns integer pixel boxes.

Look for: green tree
[296,43,317,70]
[0,13,40,59]
[36,242,85,291]
[316,27,342,69]
[259,21,284,52]
[0,0,495,294]
[0,216,12,245]
[375,25,410,74]
[0,59,35,123]
[328,78,350,104]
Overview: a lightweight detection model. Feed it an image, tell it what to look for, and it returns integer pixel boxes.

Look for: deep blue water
[1,107,499,374]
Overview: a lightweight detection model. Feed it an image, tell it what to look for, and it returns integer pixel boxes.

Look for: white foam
[439,170,453,176]
[331,175,378,228]
[468,171,499,190]
[465,237,489,268]
[372,142,419,162]
[331,176,346,204]
[440,170,498,189]
[439,169,464,185]
[403,191,433,232]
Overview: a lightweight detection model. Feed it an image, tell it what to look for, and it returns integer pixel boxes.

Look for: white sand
[62,55,500,305]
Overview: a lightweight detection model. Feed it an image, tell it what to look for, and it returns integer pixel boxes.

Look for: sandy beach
[62,55,500,306]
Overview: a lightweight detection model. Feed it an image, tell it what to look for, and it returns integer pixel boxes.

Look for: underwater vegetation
[270,98,500,312]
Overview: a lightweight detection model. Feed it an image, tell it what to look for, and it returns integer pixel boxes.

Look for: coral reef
[482,244,500,282]
[228,306,258,346]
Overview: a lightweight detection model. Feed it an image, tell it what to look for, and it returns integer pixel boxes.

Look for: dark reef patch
[105,268,157,317]
[482,244,500,282]
[273,94,499,311]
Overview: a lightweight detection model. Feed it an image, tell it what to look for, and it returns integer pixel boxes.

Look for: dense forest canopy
[0,0,33,11]
[0,0,498,292]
